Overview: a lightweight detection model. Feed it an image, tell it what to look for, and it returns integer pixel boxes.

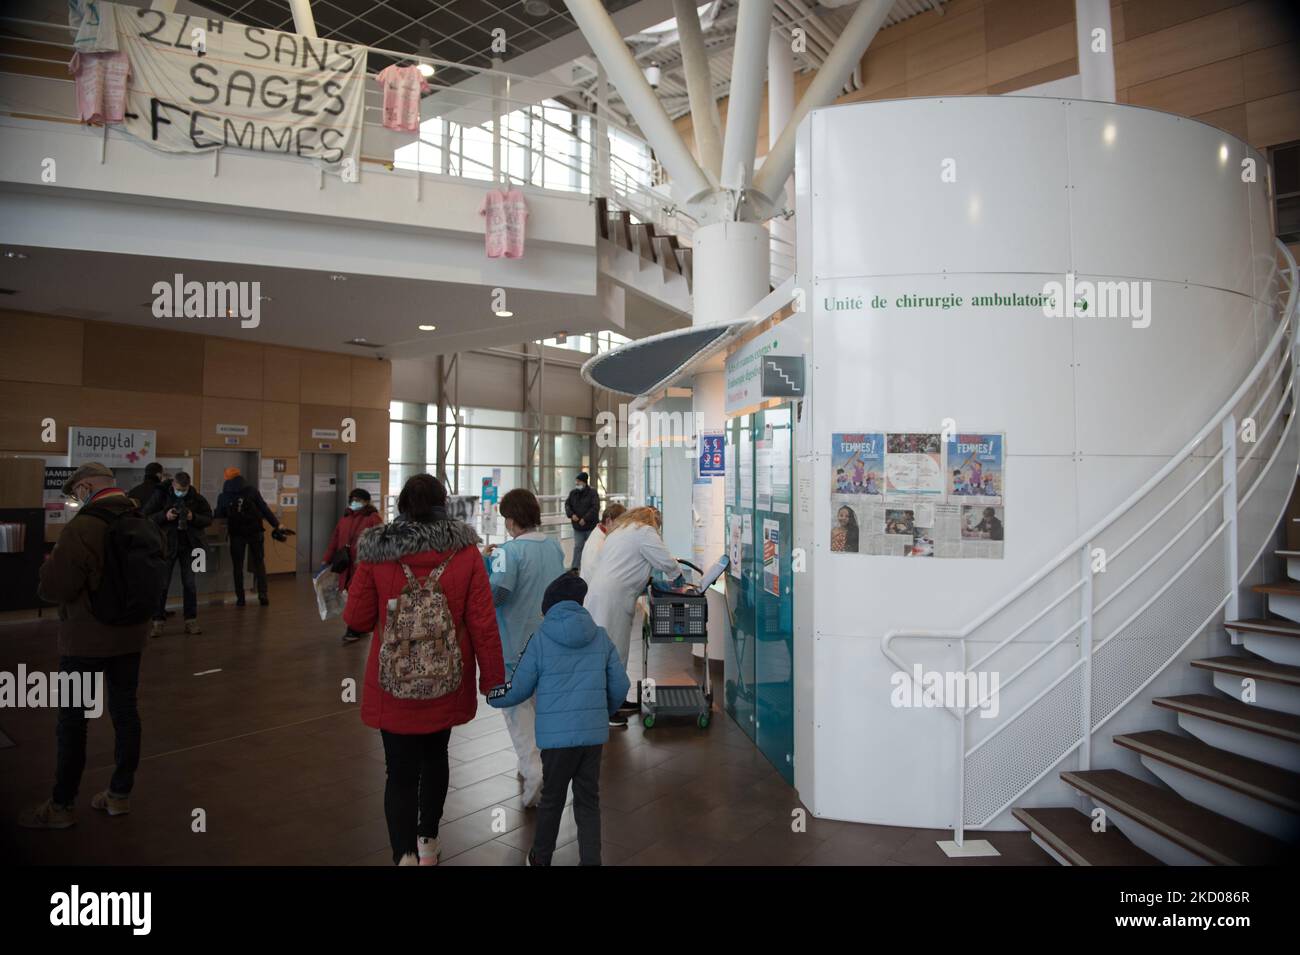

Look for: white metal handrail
[881,239,1300,844]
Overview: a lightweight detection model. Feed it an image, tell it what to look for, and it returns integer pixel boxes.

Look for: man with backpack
[20,462,168,829]
[144,470,212,637]
[215,466,281,607]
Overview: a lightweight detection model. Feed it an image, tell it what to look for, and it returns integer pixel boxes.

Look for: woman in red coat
[322,488,383,645]
[344,474,505,866]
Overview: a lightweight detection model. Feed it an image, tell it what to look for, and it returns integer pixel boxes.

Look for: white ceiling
[0,244,681,359]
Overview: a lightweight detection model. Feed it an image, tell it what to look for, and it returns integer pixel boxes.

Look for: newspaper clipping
[829,431,1005,559]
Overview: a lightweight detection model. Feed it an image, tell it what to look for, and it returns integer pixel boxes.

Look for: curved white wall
[791,97,1278,828]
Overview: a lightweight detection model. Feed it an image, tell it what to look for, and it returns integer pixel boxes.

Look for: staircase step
[1114,730,1300,814]
[1153,694,1300,744]
[1191,655,1300,687]
[1012,807,1159,866]
[1061,769,1291,865]
[1225,618,1300,639]
[1251,580,1300,596]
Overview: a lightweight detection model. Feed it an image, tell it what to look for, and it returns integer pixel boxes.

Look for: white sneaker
[397,852,419,866]
[418,836,440,866]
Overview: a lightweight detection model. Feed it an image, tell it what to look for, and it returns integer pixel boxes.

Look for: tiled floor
[0,578,1049,866]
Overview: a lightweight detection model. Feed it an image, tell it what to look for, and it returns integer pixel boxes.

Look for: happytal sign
[115,3,366,168]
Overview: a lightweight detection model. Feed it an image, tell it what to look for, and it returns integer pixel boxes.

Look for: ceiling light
[495,309,514,318]
[3,250,28,259]
[330,273,348,281]
[523,0,551,16]
[417,62,434,78]
[260,295,272,302]
[418,324,436,331]
[643,63,661,88]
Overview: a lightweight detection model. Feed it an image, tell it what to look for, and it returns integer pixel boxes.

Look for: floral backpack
[378,556,463,700]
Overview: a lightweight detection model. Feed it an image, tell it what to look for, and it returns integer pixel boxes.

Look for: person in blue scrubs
[484,488,567,808]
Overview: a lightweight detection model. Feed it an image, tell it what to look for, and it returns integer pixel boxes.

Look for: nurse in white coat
[584,507,682,671]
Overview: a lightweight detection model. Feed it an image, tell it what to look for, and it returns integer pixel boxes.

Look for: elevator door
[299,453,349,573]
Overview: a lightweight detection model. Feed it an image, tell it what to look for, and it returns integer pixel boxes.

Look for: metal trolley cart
[638,557,724,729]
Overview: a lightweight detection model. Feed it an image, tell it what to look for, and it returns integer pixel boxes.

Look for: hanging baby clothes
[70,50,130,125]
[479,188,528,259]
[375,65,430,132]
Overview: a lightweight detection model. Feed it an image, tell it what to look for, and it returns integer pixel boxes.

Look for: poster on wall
[762,519,780,596]
[354,471,382,502]
[829,430,1005,559]
[699,431,725,478]
[116,5,367,170]
[43,467,76,527]
[68,427,156,468]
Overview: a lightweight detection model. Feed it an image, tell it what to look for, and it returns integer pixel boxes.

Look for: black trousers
[154,545,197,620]
[380,728,452,864]
[535,744,603,866]
[53,653,142,806]
[229,534,267,600]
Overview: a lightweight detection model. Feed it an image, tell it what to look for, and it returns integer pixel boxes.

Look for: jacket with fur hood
[344,515,505,734]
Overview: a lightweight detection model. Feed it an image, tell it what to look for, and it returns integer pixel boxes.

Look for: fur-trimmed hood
[357,517,480,563]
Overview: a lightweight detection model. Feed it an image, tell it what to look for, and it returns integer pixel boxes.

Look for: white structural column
[753,0,893,202]
[720,0,774,191]
[767,27,795,263]
[563,0,713,204]
[1075,0,1117,102]
[288,0,318,38]
[673,0,723,180]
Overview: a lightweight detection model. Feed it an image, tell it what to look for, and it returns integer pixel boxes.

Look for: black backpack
[227,487,263,538]
[81,505,169,626]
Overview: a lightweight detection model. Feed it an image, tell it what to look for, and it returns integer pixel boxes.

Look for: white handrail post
[1079,543,1093,770]
[1223,414,1239,620]
[955,638,966,847]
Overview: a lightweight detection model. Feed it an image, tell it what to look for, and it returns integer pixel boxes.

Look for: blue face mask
[174,487,186,497]
[349,501,363,511]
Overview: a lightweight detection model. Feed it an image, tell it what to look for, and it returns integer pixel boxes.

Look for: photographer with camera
[143,470,212,637]
[215,466,282,608]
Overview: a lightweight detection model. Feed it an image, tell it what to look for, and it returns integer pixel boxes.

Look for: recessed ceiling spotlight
[260,295,273,303]
[418,324,436,331]
[4,250,28,259]
[523,0,551,16]
[330,273,348,281]
[495,309,514,318]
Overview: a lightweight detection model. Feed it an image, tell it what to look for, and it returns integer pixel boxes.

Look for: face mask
[73,485,92,506]
[174,487,187,497]
[349,501,363,511]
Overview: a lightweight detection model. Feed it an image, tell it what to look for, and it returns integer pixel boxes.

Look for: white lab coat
[578,526,608,584]
[584,522,681,666]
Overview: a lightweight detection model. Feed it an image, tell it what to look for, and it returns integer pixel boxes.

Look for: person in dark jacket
[126,461,164,511]
[563,471,600,571]
[143,470,211,637]
[215,467,280,607]
[20,463,156,830]
[344,474,505,866]
[488,573,629,866]
[322,488,383,644]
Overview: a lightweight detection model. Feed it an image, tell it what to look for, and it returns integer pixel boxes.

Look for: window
[1273,142,1300,244]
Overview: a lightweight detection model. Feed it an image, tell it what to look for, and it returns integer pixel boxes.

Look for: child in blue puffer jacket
[487,573,630,866]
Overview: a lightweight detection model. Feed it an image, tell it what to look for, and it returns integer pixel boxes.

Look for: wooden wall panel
[0,311,83,385]
[299,404,351,449]
[905,6,987,81]
[1236,0,1297,54]
[299,353,353,406]
[264,508,298,574]
[262,346,302,403]
[908,55,988,97]
[78,388,203,456]
[204,338,264,399]
[1127,57,1246,116]
[1121,0,1242,40]
[345,407,390,476]
[0,381,82,452]
[200,396,263,448]
[985,0,1075,51]
[1242,41,1300,101]
[0,456,45,507]
[81,322,204,396]
[350,357,393,410]
[262,401,300,457]
[1247,89,1300,146]
[1114,8,1241,89]
[986,22,1077,86]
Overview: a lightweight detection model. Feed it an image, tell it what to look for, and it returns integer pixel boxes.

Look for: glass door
[723,415,756,741]
[753,406,794,783]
